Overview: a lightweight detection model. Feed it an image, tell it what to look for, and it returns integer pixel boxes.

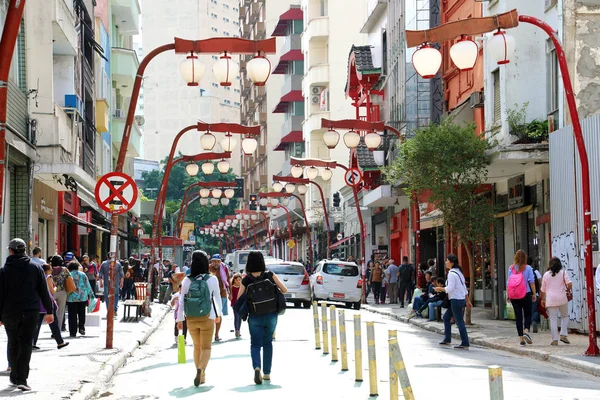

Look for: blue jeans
[221,297,229,316]
[443,298,469,346]
[104,285,119,312]
[234,310,242,332]
[248,312,278,374]
[412,297,424,312]
[428,300,443,321]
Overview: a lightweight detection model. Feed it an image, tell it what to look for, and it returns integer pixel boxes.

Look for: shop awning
[273,50,304,74]
[494,204,533,219]
[329,236,352,250]
[61,212,110,233]
[273,90,304,113]
[271,8,303,37]
[274,131,303,151]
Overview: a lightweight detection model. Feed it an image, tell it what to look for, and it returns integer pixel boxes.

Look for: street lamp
[179,53,205,86]
[488,29,516,65]
[450,35,479,71]
[224,189,235,199]
[202,162,215,175]
[210,198,219,206]
[221,197,230,206]
[200,132,216,150]
[412,44,442,79]
[297,184,308,195]
[241,137,258,155]
[323,129,340,149]
[200,198,209,206]
[272,182,283,193]
[185,163,199,176]
[343,130,361,149]
[285,183,296,193]
[213,52,239,86]
[260,197,269,207]
[199,188,211,198]
[321,167,333,181]
[220,133,237,152]
[270,198,279,206]
[212,188,222,198]
[291,164,304,178]
[217,159,230,174]
[246,52,271,86]
[364,131,382,150]
[306,166,319,180]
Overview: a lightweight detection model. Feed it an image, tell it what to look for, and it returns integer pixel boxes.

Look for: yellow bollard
[330,306,338,362]
[312,301,321,350]
[388,338,415,400]
[389,330,399,399]
[339,310,348,371]
[353,314,363,382]
[366,321,378,397]
[488,365,504,400]
[321,302,329,355]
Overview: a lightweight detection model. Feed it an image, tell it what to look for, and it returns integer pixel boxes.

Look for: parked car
[265,260,311,308]
[310,259,362,310]
[224,253,234,269]
[231,250,269,274]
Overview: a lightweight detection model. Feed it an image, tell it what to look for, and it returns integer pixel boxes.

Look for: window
[224,100,231,105]
[233,34,239,38]
[223,17,229,22]
[547,39,559,129]
[223,31,230,36]
[211,83,219,88]
[234,102,241,106]
[211,13,217,19]
[211,27,218,32]
[211,0,217,4]
[233,21,239,26]
[493,69,501,124]
[234,88,240,93]
[323,263,359,277]
[225,86,231,91]
[223,4,229,9]
[212,55,218,60]
[234,7,238,12]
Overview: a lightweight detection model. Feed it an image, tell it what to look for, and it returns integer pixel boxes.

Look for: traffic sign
[287,239,296,249]
[337,233,343,241]
[344,168,363,188]
[95,172,138,215]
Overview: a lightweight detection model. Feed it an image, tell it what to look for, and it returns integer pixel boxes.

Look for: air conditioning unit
[311,86,324,95]
[311,95,320,104]
[470,91,484,109]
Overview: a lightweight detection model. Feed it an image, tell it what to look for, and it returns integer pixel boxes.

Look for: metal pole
[292,194,313,270]
[310,181,332,258]
[339,309,348,371]
[312,301,321,349]
[389,330,399,399]
[488,365,504,400]
[518,14,599,356]
[106,213,119,349]
[388,338,415,400]
[352,186,368,303]
[321,301,329,355]
[330,305,338,362]
[366,321,378,397]
[354,314,363,382]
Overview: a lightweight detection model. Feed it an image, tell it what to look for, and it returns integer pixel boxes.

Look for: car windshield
[323,263,359,277]
[238,253,249,264]
[268,264,305,275]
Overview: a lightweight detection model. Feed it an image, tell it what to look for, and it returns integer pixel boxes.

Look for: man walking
[30,247,44,267]
[386,259,400,304]
[99,253,124,317]
[398,256,415,308]
[210,254,230,341]
[0,239,54,391]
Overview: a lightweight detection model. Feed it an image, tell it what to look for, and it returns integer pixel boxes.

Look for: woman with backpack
[237,251,287,385]
[435,254,471,349]
[540,257,572,345]
[506,249,538,346]
[176,250,222,387]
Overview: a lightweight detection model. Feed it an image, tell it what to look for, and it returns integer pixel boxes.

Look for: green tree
[383,119,495,324]
[139,153,240,236]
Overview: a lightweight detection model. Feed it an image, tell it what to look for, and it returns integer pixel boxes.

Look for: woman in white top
[435,254,471,349]
[176,250,222,387]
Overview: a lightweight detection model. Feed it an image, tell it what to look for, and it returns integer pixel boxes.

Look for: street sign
[95,172,138,214]
[287,239,296,249]
[337,233,343,241]
[344,168,363,188]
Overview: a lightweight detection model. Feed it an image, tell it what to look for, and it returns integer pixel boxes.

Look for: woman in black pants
[506,250,537,346]
[66,261,95,337]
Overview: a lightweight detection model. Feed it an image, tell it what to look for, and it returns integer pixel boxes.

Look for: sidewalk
[363,300,600,377]
[0,301,171,399]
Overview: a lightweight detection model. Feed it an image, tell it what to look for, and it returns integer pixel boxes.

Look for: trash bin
[158,282,169,303]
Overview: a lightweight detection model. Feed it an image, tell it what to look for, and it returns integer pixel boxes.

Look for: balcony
[52,0,76,55]
[259,174,268,187]
[307,64,329,86]
[282,74,303,97]
[250,1,261,18]
[360,0,387,34]
[95,99,109,133]
[258,144,267,159]
[303,111,329,133]
[304,17,329,43]
[281,34,301,54]
[111,0,141,35]
[282,115,303,136]
[83,58,94,93]
[111,47,139,97]
[112,116,142,158]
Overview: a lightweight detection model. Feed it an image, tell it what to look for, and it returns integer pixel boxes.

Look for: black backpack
[400,264,414,282]
[246,272,278,316]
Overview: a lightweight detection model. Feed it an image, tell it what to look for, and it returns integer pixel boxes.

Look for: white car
[310,259,362,310]
[265,259,312,308]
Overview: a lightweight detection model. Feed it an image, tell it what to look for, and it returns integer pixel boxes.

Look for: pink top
[541,270,572,307]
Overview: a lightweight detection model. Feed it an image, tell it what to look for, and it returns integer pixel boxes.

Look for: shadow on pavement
[168,385,214,397]
[230,383,282,392]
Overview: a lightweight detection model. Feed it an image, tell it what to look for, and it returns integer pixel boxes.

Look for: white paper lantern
[260,198,269,206]
[285,183,296,193]
[251,214,258,221]
[247,54,271,86]
[220,133,237,152]
[200,132,216,150]
[291,165,304,178]
[306,166,319,180]
[273,182,283,192]
[270,198,279,206]
[412,44,442,79]
[297,184,308,195]
[185,163,199,176]
[212,188,223,198]
[242,137,258,155]
[271,208,279,216]
[217,160,230,174]
[323,129,340,149]
[450,36,479,71]
[321,167,333,181]
[179,53,205,86]
[213,53,239,86]
[210,198,219,206]
[224,189,235,199]
[202,162,214,175]
[200,198,209,206]
[343,130,361,149]
[364,132,382,150]
[487,29,515,65]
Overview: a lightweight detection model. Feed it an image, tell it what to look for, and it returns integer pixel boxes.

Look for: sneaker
[523,333,533,344]
[32,345,40,350]
[407,312,416,320]
[439,341,451,346]
[416,312,423,318]
[454,345,469,350]
[254,368,263,385]
[520,341,526,347]
[17,384,32,391]
[9,380,17,387]
[79,329,85,336]
[560,335,570,344]
[263,374,270,381]
[551,340,558,346]
[57,342,70,350]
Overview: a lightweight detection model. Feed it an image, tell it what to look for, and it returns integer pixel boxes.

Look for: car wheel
[345,302,352,309]
[354,301,361,310]
[303,301,311,309]
[294,302,301,308]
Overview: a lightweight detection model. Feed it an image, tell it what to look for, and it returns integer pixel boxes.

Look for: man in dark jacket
[398,256,415,308]
[0,238,53,391]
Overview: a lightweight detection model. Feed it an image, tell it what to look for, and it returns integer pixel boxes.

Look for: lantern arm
[174,37,277,54]
[406,9,519,48]
[259,192,290,199]
[178,152,232,163]
[195,181,237,188]
[290,157,337,169]
[321,118,385,132]
[273,175,310,185]
[197,122,261,135]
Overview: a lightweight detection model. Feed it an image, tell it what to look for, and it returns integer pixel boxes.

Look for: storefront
[32,180,58,259]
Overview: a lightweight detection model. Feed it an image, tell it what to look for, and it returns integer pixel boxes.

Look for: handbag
[177,331,186,364]
[65,272,76,294]
[276,286,287,315]
[87,297,98,313]
[564,271,573,302]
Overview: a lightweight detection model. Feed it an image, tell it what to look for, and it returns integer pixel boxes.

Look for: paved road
[96,305,600,399]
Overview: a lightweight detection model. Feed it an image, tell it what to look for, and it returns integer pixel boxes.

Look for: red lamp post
[234,209,271,253]
[406,9,599,355]
[272,175,332,258]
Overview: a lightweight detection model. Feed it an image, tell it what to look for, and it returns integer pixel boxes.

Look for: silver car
[266,261,312,308]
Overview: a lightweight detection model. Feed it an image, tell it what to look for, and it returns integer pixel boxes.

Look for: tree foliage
[383,119,495,323]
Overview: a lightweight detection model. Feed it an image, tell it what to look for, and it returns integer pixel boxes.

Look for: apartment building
[142,0,241,177]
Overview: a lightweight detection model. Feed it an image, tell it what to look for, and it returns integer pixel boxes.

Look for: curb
[363,305,600,378]
[71,304,171,400]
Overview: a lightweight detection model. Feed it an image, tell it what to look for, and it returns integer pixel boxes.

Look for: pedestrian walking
[436,254,471,349]
[30,247,45,267]
[369,261,383,304]
[506,249,537,346]
[231,273,243,338]
[0,238,54,391]
[163,262,178,304]
[99,253,124,316]
[209,254,231,341]
[81,254,98,296]
[398,256,415,308]
[51,255,74,332]
[237,251,287,384]
[171,285,187,344]
[66,261,94,337]
[33,264,69,350]
[366,260,374,299]
[380,263,389,304]
[176,250,222,387]
[386,260,399,303]
[541,257,572,346]
[528,256,542,333]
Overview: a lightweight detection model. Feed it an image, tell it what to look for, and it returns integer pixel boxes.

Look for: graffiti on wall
[552,231,582,323]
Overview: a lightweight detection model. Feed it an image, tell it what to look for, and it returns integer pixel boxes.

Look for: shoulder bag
[564,270,573,301]
[65,269,76,294]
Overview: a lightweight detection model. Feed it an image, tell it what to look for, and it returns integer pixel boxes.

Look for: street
[96,305,600,399]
